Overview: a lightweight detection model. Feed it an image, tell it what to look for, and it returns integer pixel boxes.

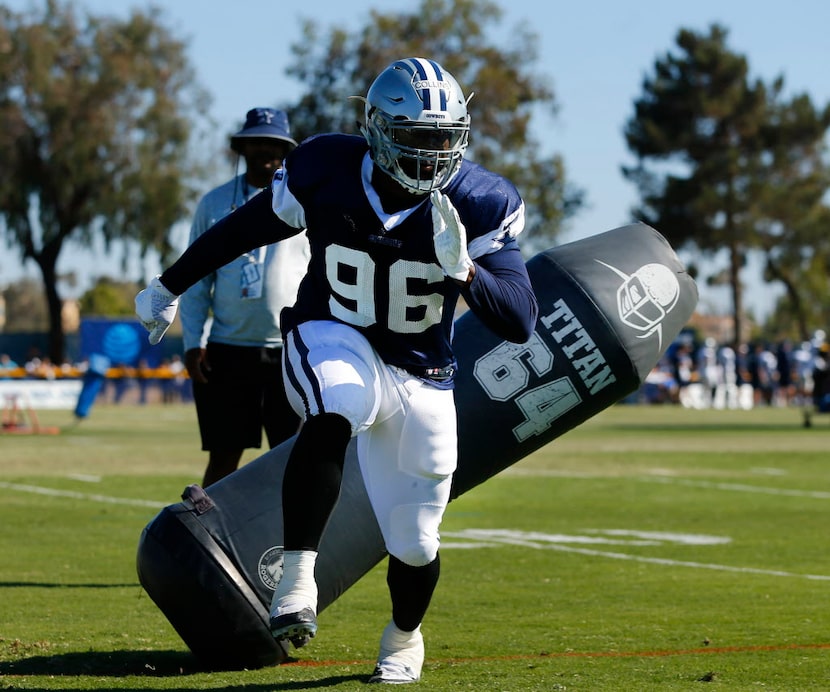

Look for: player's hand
[431,190,473,282]
[135,275,179,345]
[184,348,210,384]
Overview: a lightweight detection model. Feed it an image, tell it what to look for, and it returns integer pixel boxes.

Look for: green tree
[623,24,830,344]
[751,93,830,340]
[77,276,141,317]
[623,24,766,344]
[0,0,211,362]
[282,0,584,253]
[1,278,49,332]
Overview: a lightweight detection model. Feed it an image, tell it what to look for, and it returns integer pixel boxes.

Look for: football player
[136,56,538,684]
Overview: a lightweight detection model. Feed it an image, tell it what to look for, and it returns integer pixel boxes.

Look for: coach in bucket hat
[230,107,298,153]
[175,105,308,488]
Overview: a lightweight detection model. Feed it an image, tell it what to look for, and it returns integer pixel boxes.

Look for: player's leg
[196,343,263,487]
[202,449,244,488]
[366,555,438,684]
[270,321,385,642]
[359,374,457,683]
[269,411,351,642]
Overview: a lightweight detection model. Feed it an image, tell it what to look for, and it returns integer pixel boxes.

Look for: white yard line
[641,476,830,499]
[510,541,830,581]
[442,529,830,581]
[0,481,166,508]
[504,467,830,499]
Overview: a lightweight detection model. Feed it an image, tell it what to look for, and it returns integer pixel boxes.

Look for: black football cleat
[269,607,318,642]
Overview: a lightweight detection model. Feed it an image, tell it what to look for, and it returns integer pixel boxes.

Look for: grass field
[1,402,829,691]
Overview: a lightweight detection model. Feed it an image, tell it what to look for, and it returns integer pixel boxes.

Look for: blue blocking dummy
[136,223,698,669]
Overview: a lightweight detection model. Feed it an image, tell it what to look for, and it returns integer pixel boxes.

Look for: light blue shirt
[179,174,309,352]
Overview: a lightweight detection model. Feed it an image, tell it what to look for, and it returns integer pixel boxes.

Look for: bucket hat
[230,108,297,152]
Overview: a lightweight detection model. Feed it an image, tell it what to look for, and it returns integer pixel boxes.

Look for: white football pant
[283,320,457,567]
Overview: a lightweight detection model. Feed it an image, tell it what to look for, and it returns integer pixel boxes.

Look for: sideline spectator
[775,339,795,406]
[179,108,309,487]
[696,337,720,406]
[811,340,830,412]
[0,353,19,378]
[747,341,776,406]
[793,340,816,405]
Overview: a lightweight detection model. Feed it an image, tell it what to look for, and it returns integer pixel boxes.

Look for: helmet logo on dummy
[596,261,680,349]
[258,545,284,590]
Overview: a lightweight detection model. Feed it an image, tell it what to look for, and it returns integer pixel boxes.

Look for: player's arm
[178,199,216,381]
[431,189,537,344]
[460,241,538,344]
[179,197,215,352]
[160,189,298,295]
[136,188,301,344]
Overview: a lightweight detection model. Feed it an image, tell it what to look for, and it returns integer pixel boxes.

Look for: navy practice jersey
[162,133,538,379]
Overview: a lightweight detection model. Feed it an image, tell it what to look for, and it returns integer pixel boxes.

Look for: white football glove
[431,189,473,282]
[135,275,179,345]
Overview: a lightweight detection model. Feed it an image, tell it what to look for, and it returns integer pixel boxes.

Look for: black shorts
[192,342,300,452]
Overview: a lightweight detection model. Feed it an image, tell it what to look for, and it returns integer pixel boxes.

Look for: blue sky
[4,0,829,318]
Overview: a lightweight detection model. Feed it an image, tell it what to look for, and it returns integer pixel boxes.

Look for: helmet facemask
[366,111,469,193]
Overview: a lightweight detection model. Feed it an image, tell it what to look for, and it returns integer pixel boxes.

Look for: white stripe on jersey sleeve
[466,202,525,260]
[271,168,306,229]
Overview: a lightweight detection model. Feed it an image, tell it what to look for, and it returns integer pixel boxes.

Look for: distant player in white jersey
[137,57,538,684]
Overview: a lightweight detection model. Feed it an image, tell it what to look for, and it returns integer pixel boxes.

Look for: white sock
[269,549,318,616]
[379,620,423,660]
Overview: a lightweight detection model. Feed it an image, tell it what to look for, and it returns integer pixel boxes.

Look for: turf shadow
[0,650,368,688]
[0,649,198,677]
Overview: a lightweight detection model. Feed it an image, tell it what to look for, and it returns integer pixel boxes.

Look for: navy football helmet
[362,57,471,194]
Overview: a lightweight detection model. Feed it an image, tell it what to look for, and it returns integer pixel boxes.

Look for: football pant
[283,320,457,566]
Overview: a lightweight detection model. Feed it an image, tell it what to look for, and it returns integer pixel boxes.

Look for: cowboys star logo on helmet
[596,260,680,349]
